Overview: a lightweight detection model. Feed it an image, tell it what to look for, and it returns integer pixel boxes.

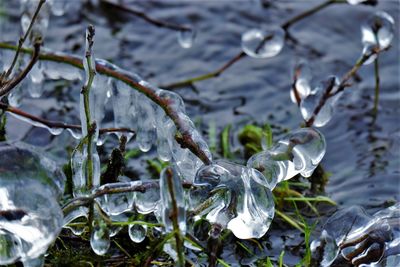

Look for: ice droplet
[160,167,186,234]
[50,0,67,16]
[128,224,147,243]
[135,182,160,214]
[347,0,369,4]
[178,28,195,49]
[0,142,64,266]
[191,160,275,239]
[241,28,285,59]
[290,60,312,103]
[361,11,394,50]
[300,76,341,127]
[8,112,64,136]
[90,214,110,256]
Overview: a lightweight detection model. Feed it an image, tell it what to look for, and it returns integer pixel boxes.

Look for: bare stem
[100,0,191,32]
[0,42,211,165]
[372,56,380,122]
[3,0,46,80]
[161,0,343,89]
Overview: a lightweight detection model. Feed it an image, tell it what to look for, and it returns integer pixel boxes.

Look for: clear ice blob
[300,76,342,127]
[178,28,195,49]
[160,167,186,234]
[50,0,67,16]
[241,27,285,59]
[191,160,275,239]
[90,214,110,256]
[290,60,312,103]
[134,182,160,214]
[0,142,65,266]
[128,224,147,243]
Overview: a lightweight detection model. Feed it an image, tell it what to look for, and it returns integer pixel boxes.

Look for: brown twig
[2,0,46,80]
[0,40,42,97]
[100,0,191,32]
[0,102,136,135]
[0,42,211,165]
[161,0,344,89]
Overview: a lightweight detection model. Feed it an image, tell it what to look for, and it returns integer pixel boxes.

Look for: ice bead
[28,62,45,98]
[90,212,110,256]
[300,76,342,127]
[160,167,186,234]
[135,182,160,214]
[191,160,274,239]
[241,27,285,59]
[128,224,147,243]
[290,60,312,103]
[8,112,63,136]
[247,150,287,189]
[49,0,67,16]
[362,11,394,50]
[177,28,195,49]
[95,182,138,216]
[62,207,88,236]
[155,108,175,162]
[0,142,65,265]
[271,127,326,179]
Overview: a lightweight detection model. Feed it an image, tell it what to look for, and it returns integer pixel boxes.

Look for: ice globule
[241,27,285,59]
[135,92,157,152]
[90,210,110,256]
[0,142,65,266]
[49,0,68,16]
[361,11,395,65]
[160,167,186,234]
[300,76,342,127]
[290,60,312,104]
[248,128,326,188]
[28,61,45,98]
[134,182,160,215]
[177,28,196,49]
[128,224,147,243]
[313,204,400,267]
[190,160,275,239]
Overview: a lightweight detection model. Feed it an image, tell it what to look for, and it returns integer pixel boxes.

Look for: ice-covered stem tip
[0,102,135,135]
[2,0,46,81]
[0,38,42,98]
[161,0,345,89]
[100,0,191,32]
[0,42,212,165]
[305,47,383,127]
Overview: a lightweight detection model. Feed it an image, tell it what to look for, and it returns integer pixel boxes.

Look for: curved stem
[0,42,211,165]
[372,56,380,122]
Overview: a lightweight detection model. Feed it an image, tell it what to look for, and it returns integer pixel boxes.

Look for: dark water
[1,0,399,265]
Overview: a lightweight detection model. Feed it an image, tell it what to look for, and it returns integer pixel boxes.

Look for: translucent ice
[49,0,67,16]
[160,167,186,234]
[28,62,45,98]
[191,160,275,239]
[128,224,147,243]
[178,28,195,49]
[300,76,342,127]
[20,0,50,40]
[0,142,65,265]
[43,61,82,81]
[347,0,369,4]
[135,91,157,152]
[90,211,110,256]
[241,28,285,59]
[134,182,160,214]
[290,60,312,103]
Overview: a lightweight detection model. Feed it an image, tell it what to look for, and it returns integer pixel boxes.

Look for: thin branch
[2,0,46,80]
[0,42,212,165]
[0,40,41,97]
[372,55,380,122]
[0,102,136,135]
[161,0,343,89]
[100,0,191,32]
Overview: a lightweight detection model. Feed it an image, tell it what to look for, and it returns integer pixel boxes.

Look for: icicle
[90,210,110,256]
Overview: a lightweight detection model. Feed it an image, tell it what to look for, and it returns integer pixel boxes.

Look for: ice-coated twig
[0,102,135,135]
[0,39,41,97]
[100,0,191,32]
[160,0,345,89]
[1,0,46,80]
[372,56,380,122]
[305,47,383,127]
[0,42,212,165]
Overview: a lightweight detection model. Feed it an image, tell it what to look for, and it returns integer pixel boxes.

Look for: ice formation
[241,27,285,59]
[299,76,342,127]
[290,60,312,103]
[0,142,65,266]
[248,127,326,189]
[190,160,275,239]
[311,204,400,266]
[361,11,395,65]
[177,28,196,49]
